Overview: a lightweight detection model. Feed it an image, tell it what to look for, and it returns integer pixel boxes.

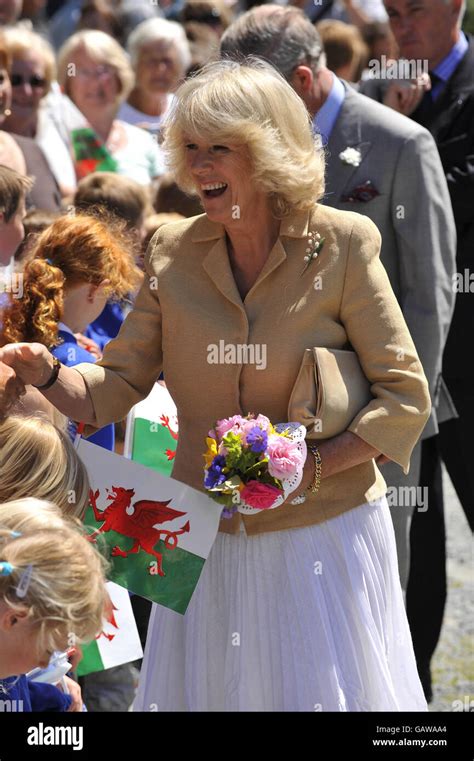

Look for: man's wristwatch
[33,356,62,390]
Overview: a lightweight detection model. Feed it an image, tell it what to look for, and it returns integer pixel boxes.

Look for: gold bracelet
[306,443,322,495]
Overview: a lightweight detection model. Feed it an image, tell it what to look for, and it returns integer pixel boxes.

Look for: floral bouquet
[203,414,307,517]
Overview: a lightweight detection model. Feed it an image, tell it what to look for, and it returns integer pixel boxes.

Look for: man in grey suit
[220,4,457,593]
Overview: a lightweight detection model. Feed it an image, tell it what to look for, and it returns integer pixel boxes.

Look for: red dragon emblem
[97,595,119,642]
[159,414,178,461]
[88,486,190,577]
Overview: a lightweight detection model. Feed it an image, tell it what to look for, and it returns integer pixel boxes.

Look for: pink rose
[215,415,246,440]
[241,419,261,440]
[252,414,272,431]
[238,415,273,444]
[267,434,305,479]
[240,481,283,510]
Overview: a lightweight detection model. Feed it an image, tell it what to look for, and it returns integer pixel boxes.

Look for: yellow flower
[204,437,218,468]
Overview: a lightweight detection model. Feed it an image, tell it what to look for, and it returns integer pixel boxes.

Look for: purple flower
[204,455,227,489]
[221,505,238,519]
[245,426,268,453]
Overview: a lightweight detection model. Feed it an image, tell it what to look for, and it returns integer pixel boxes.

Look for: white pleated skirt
[133,496,427,712]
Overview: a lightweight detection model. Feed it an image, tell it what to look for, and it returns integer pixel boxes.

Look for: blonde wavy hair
[2,27,56,96]
[0,498,108,655]
[57,29,135,105]
[0,416,90,519]
[0,211,142,349]
[162,57,325,217]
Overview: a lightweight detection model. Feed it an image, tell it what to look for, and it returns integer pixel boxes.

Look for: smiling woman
[164,56,325,218]
[1,57,432,712]
[0,26,75,196]
[1,27,55,139]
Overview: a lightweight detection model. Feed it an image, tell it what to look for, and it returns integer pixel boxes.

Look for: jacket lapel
[325,86,373,203]
[198,209,311,305]
[201,236,244,310]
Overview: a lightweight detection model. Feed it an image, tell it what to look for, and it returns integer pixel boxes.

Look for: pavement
[429,468,473,712]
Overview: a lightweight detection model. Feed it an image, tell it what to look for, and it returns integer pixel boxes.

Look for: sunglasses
[10,74,47,89]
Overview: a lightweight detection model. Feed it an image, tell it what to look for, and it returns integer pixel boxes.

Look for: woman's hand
[0,343,55,387]
[279,448,317,506]
[282,432,387,505]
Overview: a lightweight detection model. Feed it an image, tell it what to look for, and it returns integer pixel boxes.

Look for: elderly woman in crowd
[0,40,25,173]
[57,30,166,185]
[0,58,431,712]
[1,27,75,197]
[119,18,191,140]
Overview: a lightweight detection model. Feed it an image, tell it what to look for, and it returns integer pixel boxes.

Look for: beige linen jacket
[74,203,431,536]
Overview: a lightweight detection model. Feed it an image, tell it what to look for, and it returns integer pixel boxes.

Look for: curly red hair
[1,212,142,348]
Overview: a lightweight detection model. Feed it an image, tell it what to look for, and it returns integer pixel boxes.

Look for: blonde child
[0,498,107,711]
[0,415,90,519]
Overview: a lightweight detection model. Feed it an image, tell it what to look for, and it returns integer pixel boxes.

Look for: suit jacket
[75,204,431,536]
[360,36,474,378]
[411,35,474,379]
[323,83,457,433]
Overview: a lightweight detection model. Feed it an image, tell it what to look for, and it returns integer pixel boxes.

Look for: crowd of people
[0,0,472,713]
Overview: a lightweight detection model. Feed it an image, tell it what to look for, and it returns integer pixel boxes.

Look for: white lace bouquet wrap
[203,415,307,518]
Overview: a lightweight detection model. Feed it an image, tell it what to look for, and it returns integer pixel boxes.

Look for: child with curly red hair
[1,212,142,449]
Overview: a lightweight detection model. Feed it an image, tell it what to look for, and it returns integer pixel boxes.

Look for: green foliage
[464,0,474,34]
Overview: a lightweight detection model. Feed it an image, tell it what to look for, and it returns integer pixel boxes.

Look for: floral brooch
[301,230,325,276]
[339,146,362,167]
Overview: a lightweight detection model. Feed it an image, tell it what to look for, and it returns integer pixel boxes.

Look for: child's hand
[74,334,103,361]
[67,645,83,671]
[0,360,25,418]
[62,676,83,712]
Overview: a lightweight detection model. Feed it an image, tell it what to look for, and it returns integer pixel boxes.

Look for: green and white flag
[124,382,178,476]
[77,438,222,615]
[77,581,143,677]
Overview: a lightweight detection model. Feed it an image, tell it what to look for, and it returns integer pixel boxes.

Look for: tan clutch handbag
[287,347,373,440]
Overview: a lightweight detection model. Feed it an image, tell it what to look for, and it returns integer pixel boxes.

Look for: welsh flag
[124,382,178,476]
[76,438,222,615]
[77,582,143,677]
